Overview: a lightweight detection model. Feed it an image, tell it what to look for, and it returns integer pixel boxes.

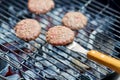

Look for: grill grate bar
[0,24,72,80]
[6,1,120,47]
[39,20,117,72]
[55,0,120,40]
[0,58,35,80]
[0,0,117,73]
[0,45,69,79]
[0,13,110,77]
[14,0,120,57]
[47,0,120,53]
[85,5,120,32]
[85,0,120,18]
[77,0,120,19]
[0,41,50,80]
[42,14,120,57]
[0,8,108,80]
[0,14,88,79]
[0,0,116,72]
[0,0,119,79]
[42,12,120,57]
[56,0,120,41]
[46,44,111,73]
[0,18,87,80]
[41,13,120,58]
[21,0,119,53]
[60,0,120,22]
[0,16,72,80]
[0,50,47,80]
[0,13,109,77]
[92,0,120,16]
[3,0,120,39]
[0,5,111,73]
[0,37,71,80]
[0,19,101,79]
[18,0,120,69]
[71,0,120,36]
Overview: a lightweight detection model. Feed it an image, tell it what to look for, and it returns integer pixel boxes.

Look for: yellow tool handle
[87,50,120,74]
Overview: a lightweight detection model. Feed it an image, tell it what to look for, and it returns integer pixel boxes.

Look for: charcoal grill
[0,0,120,80]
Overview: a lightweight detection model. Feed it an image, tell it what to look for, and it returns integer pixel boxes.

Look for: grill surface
[0,0,120,80]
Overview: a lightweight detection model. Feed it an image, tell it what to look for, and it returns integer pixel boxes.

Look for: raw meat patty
[14,19,41,41]
[62,12,87,30]
[46,26,75,46]
[28,0,55,14]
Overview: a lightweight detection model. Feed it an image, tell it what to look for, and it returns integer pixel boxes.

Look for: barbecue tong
[67,41,120,74]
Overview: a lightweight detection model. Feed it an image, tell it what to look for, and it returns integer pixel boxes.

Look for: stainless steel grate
[0,0,119,80]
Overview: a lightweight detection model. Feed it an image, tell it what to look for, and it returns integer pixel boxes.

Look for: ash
[0,2,117,80]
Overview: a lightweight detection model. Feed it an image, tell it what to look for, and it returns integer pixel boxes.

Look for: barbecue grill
[0,0,120,80]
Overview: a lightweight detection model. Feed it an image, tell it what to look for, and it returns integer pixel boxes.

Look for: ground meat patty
[14,19,41,41]
[28,0,55,14]
[46,26,75,46]
[62,12,87,30]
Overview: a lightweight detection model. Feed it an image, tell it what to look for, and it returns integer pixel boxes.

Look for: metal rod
[56,0,120,42]
[0,4,114,74]
[8,0,120,56]
[0,0,118,79]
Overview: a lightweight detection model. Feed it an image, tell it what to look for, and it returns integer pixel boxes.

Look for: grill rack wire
[0,0,119,80]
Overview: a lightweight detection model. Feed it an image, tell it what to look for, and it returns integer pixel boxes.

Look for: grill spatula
[67,41,120,73]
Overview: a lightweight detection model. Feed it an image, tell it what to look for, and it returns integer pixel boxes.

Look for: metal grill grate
[0,0,119,80]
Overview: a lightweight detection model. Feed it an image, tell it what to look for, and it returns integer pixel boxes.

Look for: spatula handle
[87,50,120,73]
